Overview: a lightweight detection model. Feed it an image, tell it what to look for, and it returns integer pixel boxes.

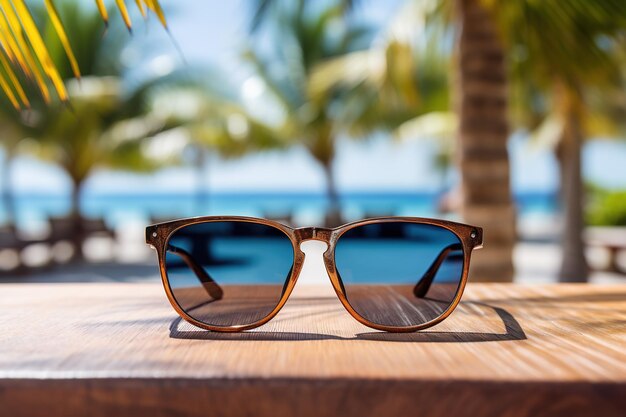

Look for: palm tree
[248,0,420,225]
[0,0,168,235]
[313,0,626,282]
[450,0,515,282]
[139,68,291,215]
[491,0,626,282]
[0,120,22,227]
[2,1,285,254]
[38,78,165,219]
[0,1,176,257]
[429,0,626,282]
[258,0,513,280]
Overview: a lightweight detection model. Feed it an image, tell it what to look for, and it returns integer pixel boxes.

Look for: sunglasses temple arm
[166,244,224,300]
[413,243,463,298]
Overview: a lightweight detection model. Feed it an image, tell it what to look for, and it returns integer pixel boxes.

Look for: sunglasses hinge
[145,226,159,246]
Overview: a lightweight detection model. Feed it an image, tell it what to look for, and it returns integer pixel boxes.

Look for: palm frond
[309,0,444,111]
[0,0,168,109]
[491,0,626,90]
[250,0,359,33]
[243,48,299,116]
[491,0,626,141]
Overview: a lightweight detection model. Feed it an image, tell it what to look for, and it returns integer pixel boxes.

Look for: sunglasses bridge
[293,227,333,243]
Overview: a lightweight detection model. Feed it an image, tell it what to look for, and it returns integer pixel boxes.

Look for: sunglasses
[146,216,483,333]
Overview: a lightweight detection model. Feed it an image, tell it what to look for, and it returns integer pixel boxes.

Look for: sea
[5,191,558,233]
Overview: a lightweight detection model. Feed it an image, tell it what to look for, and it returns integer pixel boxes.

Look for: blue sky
[6,0,626,195]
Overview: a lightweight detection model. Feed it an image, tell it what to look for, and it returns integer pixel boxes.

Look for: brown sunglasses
[146,216,483,333]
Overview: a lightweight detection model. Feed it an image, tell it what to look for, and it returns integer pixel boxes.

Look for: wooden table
[0,283,624,417]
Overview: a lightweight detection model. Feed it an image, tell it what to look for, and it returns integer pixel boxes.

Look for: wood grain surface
[0,283,624,417]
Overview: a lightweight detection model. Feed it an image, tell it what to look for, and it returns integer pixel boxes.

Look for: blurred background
[1,0,625,284]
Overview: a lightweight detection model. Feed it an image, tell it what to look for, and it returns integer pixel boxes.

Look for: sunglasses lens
[165,221,294,327]
[334,222,465,328]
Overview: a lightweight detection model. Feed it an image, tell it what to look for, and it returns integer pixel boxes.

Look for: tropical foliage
[587,183,626,227]
[487,0,626,281]
[0,1,174,259]
[308,0,626,281]
[0,0,625,281]
[247,0,422,223]
[0,0,166,109]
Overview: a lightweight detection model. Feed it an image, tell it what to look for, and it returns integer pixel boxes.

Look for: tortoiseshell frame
[146,216,483,333]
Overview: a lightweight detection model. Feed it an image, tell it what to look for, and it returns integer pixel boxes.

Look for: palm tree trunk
[455,0,516,282]
[557,89,589,282]
[70,177,85,260]
[195,146,209,215]
[322,158,342,227]
[1,148,16,228]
